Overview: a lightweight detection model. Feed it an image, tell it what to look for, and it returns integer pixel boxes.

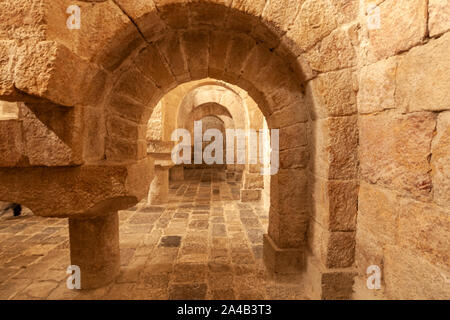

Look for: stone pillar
[263,169,308,274]
[148,165,170,204]
[240,167,263,202]
[68,212,120,289]
[170,165,184,181]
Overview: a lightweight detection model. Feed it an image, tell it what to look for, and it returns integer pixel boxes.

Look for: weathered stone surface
[114,67,162,106]
[261,0,303,35]
[21,103,84,166]
[329,0,358,25]
[304,24,358,72]
[0,41,17,98]
[285,0,336,52]
[181,29,209,80]
[305,253,356,300]
[230,0,266,17]
[270,169,309,218]
[279,147,309,169]
[308,220,355,268]
[0,120,24,166]
[0,0,45,40]
[398,198,450,269]
[431,111,450,207]
[83,105,106,162]
[0,159,153,217]
[358,56,397,114]
[69,212,120,289]
[310,116,358,180]
[114,0,167,42]
[48,0,144,71]
[359,111,435,200]
[384,245,450,299]
[156,31,190,83]
[364,0,427,62]
[263,234,303,273]
[279,123,308,151]
[135,45,176,89]
[311,176,358,232]
[325,231,355,269]
[428,0,450,37]
[396,32,450,112]
[306,68,358,119]
[357,182,399,246]
[14,41,107,107]
[0,0,448,300]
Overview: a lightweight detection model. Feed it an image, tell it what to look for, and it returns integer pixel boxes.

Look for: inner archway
[0,0,353,300]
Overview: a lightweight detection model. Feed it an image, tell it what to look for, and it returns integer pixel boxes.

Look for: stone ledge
[263,234,303,274]
[304,252,357,300]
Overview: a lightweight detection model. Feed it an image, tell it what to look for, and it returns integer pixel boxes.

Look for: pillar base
[263,234,303,274]
[304,252,357,300]
[241,189,261,202]
[69,212,120,289]
[170,165,184,181]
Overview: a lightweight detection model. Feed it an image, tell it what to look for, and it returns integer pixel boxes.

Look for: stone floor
[0,168,307,300]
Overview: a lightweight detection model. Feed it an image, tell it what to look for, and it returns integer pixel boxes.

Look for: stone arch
[186,102,233,125]
[101,3,309,280]
[176,83,249,136]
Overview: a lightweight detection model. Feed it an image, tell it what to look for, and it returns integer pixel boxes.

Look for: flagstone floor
[0,169,307,300]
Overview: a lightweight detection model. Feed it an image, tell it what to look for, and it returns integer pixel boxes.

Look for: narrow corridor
[0,169,307,300]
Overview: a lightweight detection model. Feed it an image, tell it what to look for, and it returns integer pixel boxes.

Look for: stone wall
[354,0,450,299]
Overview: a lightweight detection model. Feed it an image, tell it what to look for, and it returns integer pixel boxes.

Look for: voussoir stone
[306,68,357,119]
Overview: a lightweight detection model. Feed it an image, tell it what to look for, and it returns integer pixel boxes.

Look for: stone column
[68,212,120,289]
[147,141,175,205]
[240,166,263,202]
[148,164,170,204]
[170,165,184,181]
[263,169,308,274]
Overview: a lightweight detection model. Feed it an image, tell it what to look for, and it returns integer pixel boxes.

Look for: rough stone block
[358,56,398,114]
[396,32,450,112]
[263,234,303,273]
[311,176,358,231]
[304,24,358,72]
[310,116,358,180]
[286,0,337,52]
[428,0,450,37]
[357,182,399,246]
[306,68,358,119]
[0,119,24,166]
[359,111,435,200]
[21,103,84,166]
[431,111,450,207]
[384,245,450,299]
[398,199,450,269]
[364,0,427,62]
